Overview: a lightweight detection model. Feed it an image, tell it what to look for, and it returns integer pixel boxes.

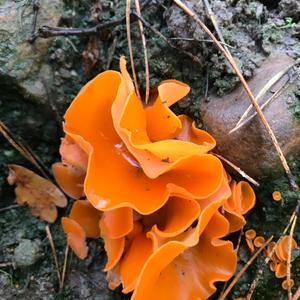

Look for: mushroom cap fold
[275,236,297,261]
[69,200,101,238]
[100,207,133,239]
[224,181,256,232]
[131,212,236,300]
[64,68,224,214]
[52,162,85,199]
[62,217,88,259]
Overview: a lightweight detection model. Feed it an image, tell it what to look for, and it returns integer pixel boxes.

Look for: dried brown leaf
[7,164,67,223]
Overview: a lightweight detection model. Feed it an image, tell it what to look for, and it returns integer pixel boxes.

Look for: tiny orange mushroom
[282,279,294,290]
[245,229,256,240]
[246,238,255,253]
[272,191,282,201]
[274,262,287,278]
[254,236,265,248]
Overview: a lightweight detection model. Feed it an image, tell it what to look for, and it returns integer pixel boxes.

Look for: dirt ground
[1,0,300,299]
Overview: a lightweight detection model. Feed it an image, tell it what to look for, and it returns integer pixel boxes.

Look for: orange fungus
[272,191,282,201]
[55,57,257,300]
[245,229,256,240]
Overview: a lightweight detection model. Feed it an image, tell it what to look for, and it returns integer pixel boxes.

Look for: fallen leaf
[7,164,67,223]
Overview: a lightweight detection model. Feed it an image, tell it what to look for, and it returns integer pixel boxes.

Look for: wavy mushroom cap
[224,181,256,232]
[57,57,257,300]
[254,236,265,248]
[131,211,236,300]
[274,262,287,278]
[275,236,297,262]
[63,60,224,215]
[245,229,256,240]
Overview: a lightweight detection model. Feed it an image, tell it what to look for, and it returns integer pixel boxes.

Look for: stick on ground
[172,0,298,191]
[46,225,62,287]
[135,0,150,104]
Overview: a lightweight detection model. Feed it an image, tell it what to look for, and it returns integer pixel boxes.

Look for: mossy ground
[1,0,300,299]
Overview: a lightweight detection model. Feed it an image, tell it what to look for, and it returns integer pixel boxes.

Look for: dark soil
[1,0,300,299]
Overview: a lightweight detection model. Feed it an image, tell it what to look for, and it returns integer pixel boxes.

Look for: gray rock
[0,0,63,103]
[68,270,111,300]
[14,239,42,268]
[201,53,300,178]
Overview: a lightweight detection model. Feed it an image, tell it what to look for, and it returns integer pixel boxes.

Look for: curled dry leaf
[7,164,67,223]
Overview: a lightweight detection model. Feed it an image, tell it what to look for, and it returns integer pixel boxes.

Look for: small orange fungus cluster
[53,57,256,299]
[264,236,297,288]
[272,191,282,202]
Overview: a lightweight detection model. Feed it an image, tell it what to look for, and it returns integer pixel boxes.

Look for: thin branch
[46,225,62,287]
[135,0,150,104]
[172,0,298,191]
[219,236,273,300]
[134,13,202,65]
[229,72,298,134]
[31,0,152,40]
[60,244,69,291]
[292,287,300,300]
[0,121,50,179]
[28,0,40,43]
[106,36,118,70]
[231,60,300,133]
[213,153,259,187]
[202,0,230,54]
[287,216,298,300]
[169,37,235,49]
[0,204,20,213]
[126,0,141,100]
[0,262,13,268]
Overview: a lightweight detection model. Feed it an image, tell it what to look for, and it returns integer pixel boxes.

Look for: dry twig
[229,74,298,134]
[46,225,62,288]
[0,204,20,213]
[213,153,259,187]
[172,0,298,190]
[202,0,231,55]
[28,0,40,43]
[219,236,273,300]
[134,14,202,64]
[135,0,150,104]
[30,0,151,40]
[0,262,13,268]
[230,60,300,134]
[126,0,141,100]
[292,287,300,300]
[106,36,118,70]
[60,245,69,291]
[0,121,50,179]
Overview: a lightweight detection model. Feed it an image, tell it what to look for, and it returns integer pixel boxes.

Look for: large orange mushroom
[55,56,257,300]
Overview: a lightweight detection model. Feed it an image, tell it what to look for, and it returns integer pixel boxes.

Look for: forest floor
[1,0,300,299]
